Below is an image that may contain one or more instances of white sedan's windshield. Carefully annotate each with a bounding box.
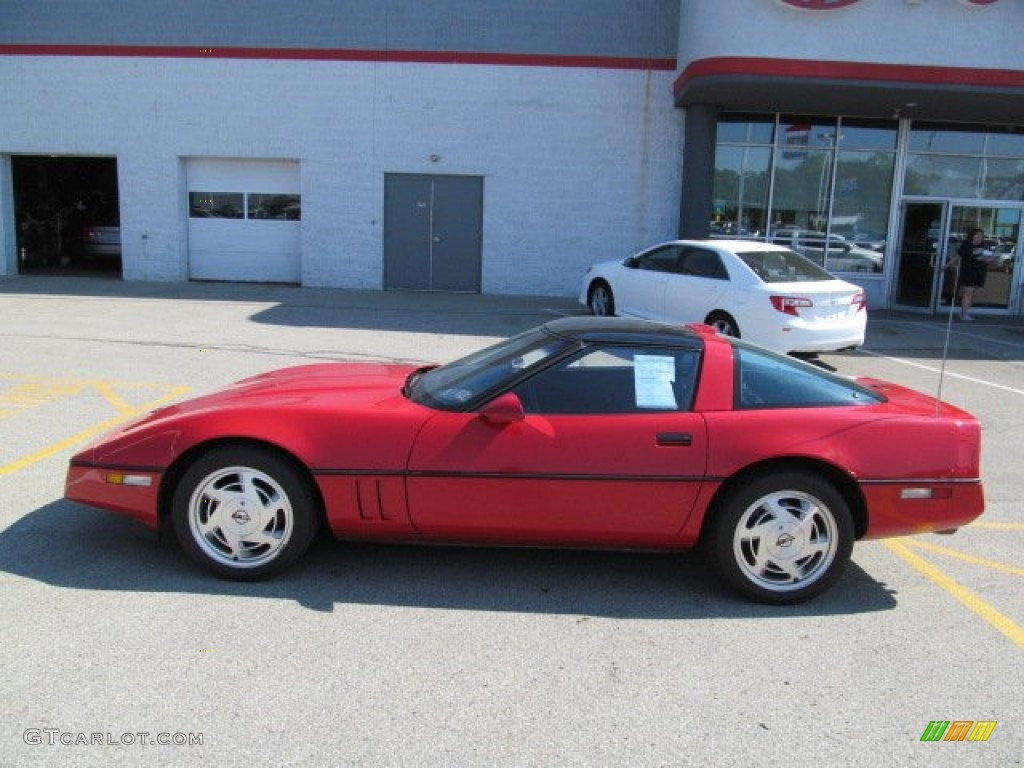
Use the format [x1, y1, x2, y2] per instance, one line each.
[408, 328, 569, 410]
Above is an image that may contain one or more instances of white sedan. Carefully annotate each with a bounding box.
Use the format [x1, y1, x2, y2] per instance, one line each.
[579, 239, 866, 355]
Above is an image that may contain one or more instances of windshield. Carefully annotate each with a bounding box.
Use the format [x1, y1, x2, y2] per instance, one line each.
[737, 249, 836, 283]
[408, 327, 571, 410]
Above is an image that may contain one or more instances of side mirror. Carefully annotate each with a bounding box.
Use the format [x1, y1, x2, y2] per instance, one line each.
[479, 392, 525, 425]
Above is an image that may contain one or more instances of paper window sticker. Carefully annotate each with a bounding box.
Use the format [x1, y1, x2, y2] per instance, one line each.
[634, 354, 677, 409]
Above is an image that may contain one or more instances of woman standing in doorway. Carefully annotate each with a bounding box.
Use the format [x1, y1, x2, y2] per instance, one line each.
[953, 227, 993, 321]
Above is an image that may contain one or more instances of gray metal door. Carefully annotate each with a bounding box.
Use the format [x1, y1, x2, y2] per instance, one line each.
[384, 174, 482, 292]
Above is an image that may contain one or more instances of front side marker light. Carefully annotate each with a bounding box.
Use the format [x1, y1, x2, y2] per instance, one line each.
[105, 472, 153, 488]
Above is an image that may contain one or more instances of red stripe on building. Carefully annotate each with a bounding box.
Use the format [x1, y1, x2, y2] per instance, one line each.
[0, 44, 676, 71]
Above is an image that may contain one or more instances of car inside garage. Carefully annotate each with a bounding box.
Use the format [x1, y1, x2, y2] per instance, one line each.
[11, 156, 121, 276]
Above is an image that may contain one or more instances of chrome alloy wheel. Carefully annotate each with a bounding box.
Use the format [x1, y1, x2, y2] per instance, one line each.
[732, 490, 839, 593]
[187, 465, 295, 569]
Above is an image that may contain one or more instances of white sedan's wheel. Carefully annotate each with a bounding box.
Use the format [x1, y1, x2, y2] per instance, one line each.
[706, 311, 739, 338]
[172, 446, 319, 580]
[588, 282, 615, 316]
[708, 471, 853, 604]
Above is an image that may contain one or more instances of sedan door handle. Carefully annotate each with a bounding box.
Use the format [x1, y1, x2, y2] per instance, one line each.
[656, 432, 692, 447]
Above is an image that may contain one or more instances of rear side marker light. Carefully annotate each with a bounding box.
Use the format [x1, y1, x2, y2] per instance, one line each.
[900, 487, 953, 500]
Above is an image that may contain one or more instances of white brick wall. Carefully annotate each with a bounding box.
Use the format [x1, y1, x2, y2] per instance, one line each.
[0, 55, 682, 296]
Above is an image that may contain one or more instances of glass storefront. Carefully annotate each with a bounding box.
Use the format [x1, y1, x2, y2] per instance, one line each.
[713, 114, 897, 274]
[713, 115, 1024, 314]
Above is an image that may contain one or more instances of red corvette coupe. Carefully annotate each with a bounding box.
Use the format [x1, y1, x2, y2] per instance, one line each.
[65, 317, 984, 604]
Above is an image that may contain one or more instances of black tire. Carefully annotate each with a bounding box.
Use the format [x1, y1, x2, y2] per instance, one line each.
[706, 470, 853, 604]
[172, 445, 320, 580]
[588, 281, 615, 317]
[705, 311, 740, 338]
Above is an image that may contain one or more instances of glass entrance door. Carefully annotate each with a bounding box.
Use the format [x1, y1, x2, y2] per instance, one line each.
[948, 205, 1021, 314]
[894, 201, 948, 310]
[895, 201, 1022, 314]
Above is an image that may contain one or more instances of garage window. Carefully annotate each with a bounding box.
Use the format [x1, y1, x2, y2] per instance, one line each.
[189, 192, 244, 219]
[249, 193, 301, 220]
[188, 192, 300, 220]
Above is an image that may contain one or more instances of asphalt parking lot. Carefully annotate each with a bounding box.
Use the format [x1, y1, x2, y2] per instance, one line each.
[1, 275, 1021, 767]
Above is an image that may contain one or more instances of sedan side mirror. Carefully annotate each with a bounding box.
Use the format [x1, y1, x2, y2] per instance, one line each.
[479, 392, 525, 425]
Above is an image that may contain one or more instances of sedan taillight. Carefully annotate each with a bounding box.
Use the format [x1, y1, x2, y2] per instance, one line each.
[770, 295, 813, 317]
[852, 291, 867, 312]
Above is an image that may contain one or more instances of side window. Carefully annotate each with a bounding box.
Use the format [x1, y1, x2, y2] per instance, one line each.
[515, 345, 700, 415]
[680, 247, 729, 280]
[736, 345, 883, 409]
[633, 246, 682, 273]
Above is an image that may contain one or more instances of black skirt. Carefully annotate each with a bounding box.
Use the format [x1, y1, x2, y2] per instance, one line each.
[960, 260, 987, 288]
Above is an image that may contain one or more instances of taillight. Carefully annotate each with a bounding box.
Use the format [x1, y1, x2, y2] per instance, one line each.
[852, 291, 867, 312]
[770, 295, 813, 317]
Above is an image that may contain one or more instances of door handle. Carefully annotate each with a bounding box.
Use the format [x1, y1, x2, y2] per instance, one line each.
[656, 432, 692, 447]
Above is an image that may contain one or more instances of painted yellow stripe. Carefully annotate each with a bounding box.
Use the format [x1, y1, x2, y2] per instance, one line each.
[0, 387, 190, 476]
[903, 538, 1024, 577]
[969, 521, 1024, 531]
[885, 540, 1024, 650]
[93, 381, 141, 417]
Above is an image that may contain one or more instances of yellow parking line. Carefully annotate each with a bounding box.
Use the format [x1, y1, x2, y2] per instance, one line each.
[0, 387, 189, 476]
[885, 540, 1024, 650]
[969, 521, 1024, 531]
[902, 538, 1024, 577]
[92, 381, 142, 416]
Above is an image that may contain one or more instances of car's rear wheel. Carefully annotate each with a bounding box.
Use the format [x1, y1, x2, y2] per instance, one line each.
[172, 445, 319, 580]
[588, 281, 615, 316]
[707, 471, 853, 604]
[705, 311, 739, 338]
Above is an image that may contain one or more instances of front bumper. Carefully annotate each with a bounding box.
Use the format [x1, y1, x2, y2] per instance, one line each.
[65, 463, 162, 529]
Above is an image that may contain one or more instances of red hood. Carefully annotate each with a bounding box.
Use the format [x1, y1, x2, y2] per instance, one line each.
[167, 362, 421, 413]
[70, 362, 431, 470]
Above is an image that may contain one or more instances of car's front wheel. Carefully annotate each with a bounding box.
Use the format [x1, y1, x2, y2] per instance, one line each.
[706, 471, 853, 604]
[172, 445, 320, 580]
[588, 281, 615, 316]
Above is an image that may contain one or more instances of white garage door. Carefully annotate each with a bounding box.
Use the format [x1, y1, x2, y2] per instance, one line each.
[186, 159, 301, 283]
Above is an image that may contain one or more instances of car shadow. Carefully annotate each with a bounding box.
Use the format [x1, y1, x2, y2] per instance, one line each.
[0, 500, 898, 618]
[246, 293, 586, 337]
